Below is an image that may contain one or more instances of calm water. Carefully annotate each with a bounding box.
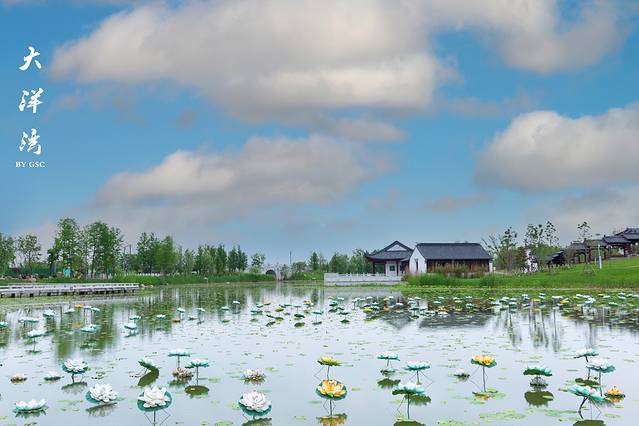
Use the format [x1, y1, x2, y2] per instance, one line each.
[0, 283, 637, 426]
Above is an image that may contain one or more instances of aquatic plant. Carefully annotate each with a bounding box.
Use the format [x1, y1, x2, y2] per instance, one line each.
[239, 391, 272, 417]
[124, 323, 138, 331]
[185, 358, 209, 380]
[87, 383, 119, 404]
[604, 385, 625, 399]
[569, 385, 605, 403]
[81, 323, 98, 333]
[392, 382, 426, 419]
[453, 369, 470, 379]
[172, 367, 193, 380]
[316, 379, 348, 400]
[405, 361, 431, 383]
[14, 399, 47, 413]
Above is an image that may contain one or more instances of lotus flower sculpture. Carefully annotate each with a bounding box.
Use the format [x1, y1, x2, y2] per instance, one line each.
[138, 357, 159, 372]
[569, 385, 605, 416]
[172, 367, 193, 380]
[137, 386, 172, 412]
[169, 349, 191, 368]
[574, 348, 599, 362]
[238, 390, 272, 417]
[81, 324, 98, 333]
[392, 382, 426, 419]
[243, 368, 266, 383]
[185, 358, 209, 380]
[44, 371, 62, 381]
[11, 373, 27, 382]
[454, 369, 470, 379]
[63, 359, 89, 378]
[604, 385, 625, 401]
[87, 383, 119, 405]
[316, 379, 347, 400]
[378, 352, 399, 373]
[0, 321, 8, 328]
[318, 356, 341, 379]
[14, 399, 47, 413]
[471, 354, 496, 392]
[586, 357, 615, 385]
[523, 365, 553, 387]
[405, 361, 431, 383]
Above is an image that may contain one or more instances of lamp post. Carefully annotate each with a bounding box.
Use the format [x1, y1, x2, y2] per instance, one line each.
[595, 234, 602, 270]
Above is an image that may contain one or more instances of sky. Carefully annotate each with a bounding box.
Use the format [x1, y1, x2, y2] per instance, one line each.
[1, 0, 639, 264]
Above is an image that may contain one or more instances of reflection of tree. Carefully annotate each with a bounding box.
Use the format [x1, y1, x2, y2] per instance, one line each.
[493, 309, 522, 347]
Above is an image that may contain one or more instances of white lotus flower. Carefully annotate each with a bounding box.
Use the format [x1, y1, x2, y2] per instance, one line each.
[15, 399, 46, 412]
[169, 349, 190, 357]
[138, 386, 170, 408]
[11, 373, 27, 382]
[239, 391, 271, 413]
[27, 329, 45, 338]
[64, 358, 89, 373]
[43, 309, 55, 318]
[243, 369, 265, 381]
[89, 383, 119, 403]
[574, 348, 599, 359]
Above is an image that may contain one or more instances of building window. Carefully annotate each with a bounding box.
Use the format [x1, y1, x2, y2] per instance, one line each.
[389, 264, 396, 272]
[414, 259, 419, 272]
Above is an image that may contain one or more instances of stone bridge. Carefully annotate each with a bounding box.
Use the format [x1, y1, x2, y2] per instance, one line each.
[262, 264, 283, 281]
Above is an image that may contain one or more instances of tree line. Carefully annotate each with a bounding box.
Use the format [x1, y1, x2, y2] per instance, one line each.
[0, 217, 266, 278]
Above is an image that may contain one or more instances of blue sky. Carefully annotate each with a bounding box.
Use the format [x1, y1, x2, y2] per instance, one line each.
[1, 0, 638, 263]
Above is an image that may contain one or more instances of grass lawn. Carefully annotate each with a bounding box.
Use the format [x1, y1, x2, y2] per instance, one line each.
[404, 256, 639, 289]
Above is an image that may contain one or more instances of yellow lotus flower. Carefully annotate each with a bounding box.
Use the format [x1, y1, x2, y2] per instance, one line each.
[605, 385, 625, 397]
[317, 379, 346, 398]
[472, 354, 495, 367]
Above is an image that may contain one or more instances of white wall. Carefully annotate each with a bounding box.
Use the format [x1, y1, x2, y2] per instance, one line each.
[384, 261, 399, 276]
[408, 249, 426, 275]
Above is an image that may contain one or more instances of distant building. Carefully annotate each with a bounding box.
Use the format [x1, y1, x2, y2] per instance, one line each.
[364, 240, 493, 276]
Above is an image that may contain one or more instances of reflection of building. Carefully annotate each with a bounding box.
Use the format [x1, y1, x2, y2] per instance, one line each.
[364, 240, 493, 276]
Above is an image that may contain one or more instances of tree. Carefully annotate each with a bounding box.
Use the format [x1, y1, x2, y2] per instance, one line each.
[328, 253, 349, 274]
[215, 245, 227, 274]
[577, 221, 592, 241]
[237, 246, 248, 272]
[349, 249, 368, 273]
[0, 233, 15, 276]
[250, 253, 266, 274]
[544, 221, 558, 247]
[291, 261, 307, 274]
[84, 222, 123, 277]
[183, 249, 195, 275]
[137, 232, 160, 273]
[483, 227, 521, 273]
[156, 236, 176, 274]
[17, 234, 41, 274]
[50, 217, 83, 273]
[309, 252, 320, 271]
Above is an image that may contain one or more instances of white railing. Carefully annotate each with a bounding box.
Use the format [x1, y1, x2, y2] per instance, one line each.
[323, 273, 402, 284]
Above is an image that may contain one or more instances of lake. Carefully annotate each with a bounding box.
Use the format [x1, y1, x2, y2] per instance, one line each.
[0, 283, 637, 426]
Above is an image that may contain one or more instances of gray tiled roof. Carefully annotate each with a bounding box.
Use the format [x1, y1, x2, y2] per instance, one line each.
[415, 243, 491, 260]
[365, 240, 413, 261]
[603, 235, 630, 245]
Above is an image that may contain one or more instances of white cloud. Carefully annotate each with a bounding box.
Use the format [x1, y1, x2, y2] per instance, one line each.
[423, 0, 620, 73]
[476, 104, 639, 191]
[90, 134, 393, 237]
[544, 187, 639, 240]
[50, 0, 623, 124]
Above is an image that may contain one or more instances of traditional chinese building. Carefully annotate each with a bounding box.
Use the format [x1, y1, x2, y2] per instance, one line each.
[364, 240, 493, 276]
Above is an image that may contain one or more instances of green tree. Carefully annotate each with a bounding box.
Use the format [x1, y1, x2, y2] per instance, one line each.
[50, 217, 83, 273]
[215, 245, 227, 274]
[483, 227, 521, 273]
[291, 261, 307, 274]
[578, 221, 592, 241]
[309, 252, 320, 271]
[17, 234, 41, 275]
[228, 246, 239, 272]
[328, 253, 349, 274]
[183, 249, 195, 275]
[349, 249, 368, 273]
[0, 233, 15, 276]
[157, 236, 176, 274]
[84, 222, 123, 277]
[250, 253, 266, 273]
[237, 246, 248, 272]
[137, 232, 160, 273]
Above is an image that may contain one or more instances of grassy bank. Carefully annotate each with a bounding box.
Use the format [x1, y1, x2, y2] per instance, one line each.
[404, 257, 639, 289]
[1, 273, 276, 286]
